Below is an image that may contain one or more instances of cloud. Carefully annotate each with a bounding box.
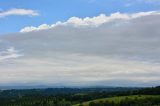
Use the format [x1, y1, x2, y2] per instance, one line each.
[142, 0, 160, 3]
[0, 47, 23, 62]
[1, 11, 160, 86]
[20, 11, 160, 33]
[124, 0, 160, 7]
[0, 8, 39, 18]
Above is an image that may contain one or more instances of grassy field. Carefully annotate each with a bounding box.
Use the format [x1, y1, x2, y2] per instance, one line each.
[73, 95, 160, 106]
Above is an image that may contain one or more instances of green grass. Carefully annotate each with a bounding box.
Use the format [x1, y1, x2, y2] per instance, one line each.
[73, 95, 160, 106]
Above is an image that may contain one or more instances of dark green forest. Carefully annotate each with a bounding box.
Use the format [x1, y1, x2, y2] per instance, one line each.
[0, 86, 159, 106]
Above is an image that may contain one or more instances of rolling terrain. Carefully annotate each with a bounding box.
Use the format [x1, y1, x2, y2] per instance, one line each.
[0, 86, 159, 106]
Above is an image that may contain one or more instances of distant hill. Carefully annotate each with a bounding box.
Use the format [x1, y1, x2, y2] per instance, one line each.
[0, 87, 139, 98]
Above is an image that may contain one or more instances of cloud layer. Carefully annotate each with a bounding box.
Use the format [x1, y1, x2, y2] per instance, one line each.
[20, 11, 160, 33]
[0, 47, 22, 62]
[0, 8, 39, 18]
[1, 11, 160, 87]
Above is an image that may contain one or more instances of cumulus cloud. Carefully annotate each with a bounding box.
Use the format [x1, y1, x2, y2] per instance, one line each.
[0, 8, 39, 18]
[1, 11, 160, 87]
[20, 11, 160, 33]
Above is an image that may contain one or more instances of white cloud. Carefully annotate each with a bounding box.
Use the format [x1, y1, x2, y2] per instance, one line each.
[142, 0, 160, 3]
[0, 47, 23, 62]
[125, 0, 160, 7]
[20, 11, 160, 33]
[0, 8, 39, 18]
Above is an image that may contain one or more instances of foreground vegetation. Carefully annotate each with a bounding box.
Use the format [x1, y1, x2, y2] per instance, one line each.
[74, 95, 160, 106]
[0, 86, 159, 106]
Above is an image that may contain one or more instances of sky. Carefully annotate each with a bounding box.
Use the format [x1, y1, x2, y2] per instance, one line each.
[1, 0, 160, 35]
[0, 0, 160, 87]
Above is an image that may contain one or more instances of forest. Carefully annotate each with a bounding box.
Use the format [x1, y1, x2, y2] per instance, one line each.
[0, 86, 159, 106]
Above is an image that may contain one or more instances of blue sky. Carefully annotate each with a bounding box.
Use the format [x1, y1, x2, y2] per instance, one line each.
[0, 0, 160, 35]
